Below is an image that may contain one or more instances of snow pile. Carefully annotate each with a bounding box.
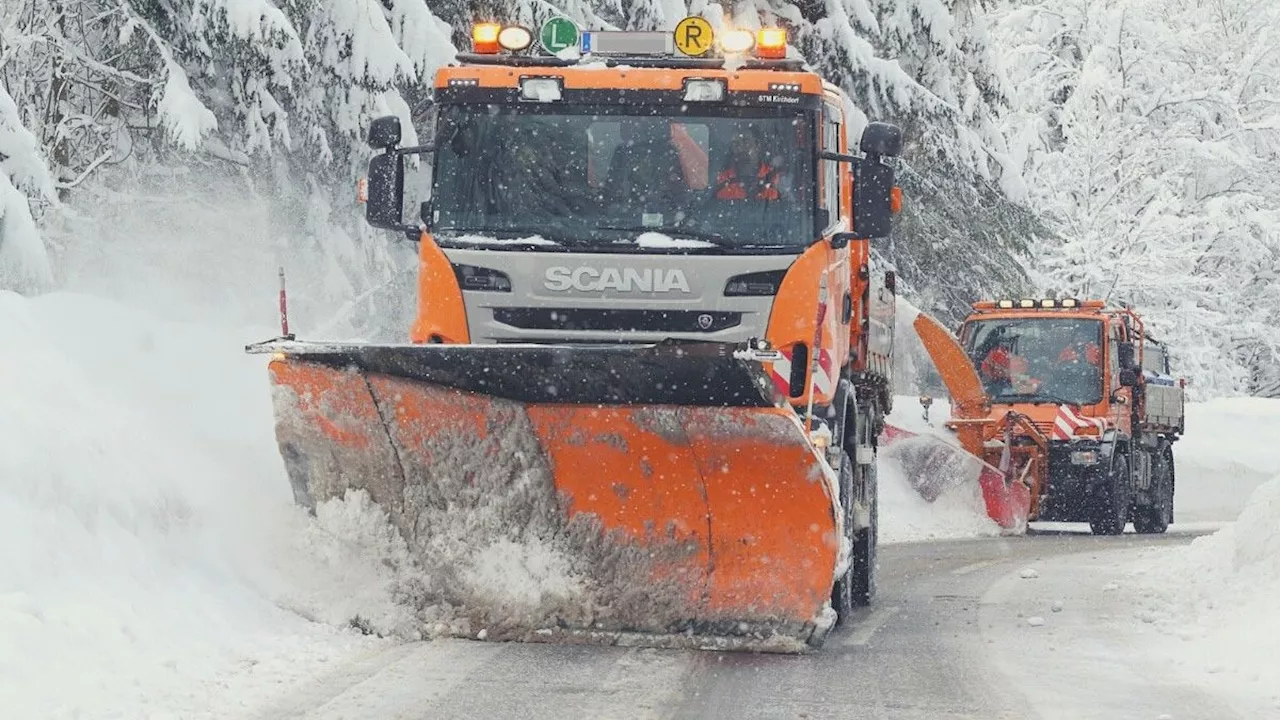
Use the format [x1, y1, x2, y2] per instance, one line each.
[1173, 397, 1280, 522]
[0, 291, 395, 718]
[1130, 474, 1280, 703]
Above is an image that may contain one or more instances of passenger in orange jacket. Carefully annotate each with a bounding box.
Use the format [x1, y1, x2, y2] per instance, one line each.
[980, 344, 1041, 395]
[1058, 341, 1101, 366]
[714, 130, 783, 201]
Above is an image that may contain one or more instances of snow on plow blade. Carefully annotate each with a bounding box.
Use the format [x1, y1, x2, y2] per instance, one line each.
[246, 339, 842, 651]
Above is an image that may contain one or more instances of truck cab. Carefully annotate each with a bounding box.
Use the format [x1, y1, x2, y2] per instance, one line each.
[919, 297, 1187, 535]
[361, 19, 905, 424]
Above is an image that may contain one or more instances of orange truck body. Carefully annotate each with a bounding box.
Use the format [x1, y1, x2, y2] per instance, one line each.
[247, 22, 905, 651]
[916, 299, 1186, 534]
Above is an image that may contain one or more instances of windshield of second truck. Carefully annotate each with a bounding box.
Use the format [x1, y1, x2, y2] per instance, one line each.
[963, 317, 1105, 406]
[430, 104, 814, 250]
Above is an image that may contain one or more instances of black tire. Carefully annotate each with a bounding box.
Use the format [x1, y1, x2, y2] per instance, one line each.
[1134, 445, 1173, 534]
[1089, 452, 1131, 536]
[831, 449, 857, 623]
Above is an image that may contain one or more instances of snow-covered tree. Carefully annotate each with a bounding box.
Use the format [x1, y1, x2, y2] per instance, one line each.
[993, 0, 1280, 397]
[784, 0, 1044, 323]
[0, 84, 55, 293]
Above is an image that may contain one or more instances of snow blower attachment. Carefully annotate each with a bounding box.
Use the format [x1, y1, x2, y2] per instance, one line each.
[247, 338, 844, 650]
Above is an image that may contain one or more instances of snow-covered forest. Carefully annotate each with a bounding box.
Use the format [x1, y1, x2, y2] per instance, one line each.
[1, 0, 1277, 398]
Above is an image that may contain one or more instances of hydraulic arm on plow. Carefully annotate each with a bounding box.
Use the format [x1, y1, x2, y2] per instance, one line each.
[914, 298, 1186, 535]
[248, 18, 904, 651]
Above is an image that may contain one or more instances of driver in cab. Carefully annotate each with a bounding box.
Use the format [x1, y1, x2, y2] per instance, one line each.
[714, 128, 785, 202]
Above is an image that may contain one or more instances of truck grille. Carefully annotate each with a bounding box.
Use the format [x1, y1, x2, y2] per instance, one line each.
[492, 308, 741, 334]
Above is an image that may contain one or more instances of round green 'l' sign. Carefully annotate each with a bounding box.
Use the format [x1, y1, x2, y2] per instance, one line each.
[540, 17, 580, 54]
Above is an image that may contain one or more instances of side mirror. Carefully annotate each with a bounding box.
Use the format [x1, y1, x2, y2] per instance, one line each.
[860, 121, 903, 158]
[365, 152, 406, 230]
[852, 157, 895, 239]
[1118, 367, 1139, 387]
[1116, 341, 1137, 370]
[368, 115, 402, 150]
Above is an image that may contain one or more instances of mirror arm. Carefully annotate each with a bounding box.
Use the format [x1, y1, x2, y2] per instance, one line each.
[394, 143, 436, 156]
[818, 150, 860, 163]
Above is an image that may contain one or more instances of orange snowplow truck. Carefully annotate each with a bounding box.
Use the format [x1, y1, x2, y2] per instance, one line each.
[246, 19, 904, 651]
[916, 298, 1186, 535]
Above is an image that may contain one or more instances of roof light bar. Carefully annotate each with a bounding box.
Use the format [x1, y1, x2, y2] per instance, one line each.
[1040, 299, 1057, 308]
[1018, 299, 1036, 308]
[996, 299, 1014, 309]
[1061, 298, 1079, 308]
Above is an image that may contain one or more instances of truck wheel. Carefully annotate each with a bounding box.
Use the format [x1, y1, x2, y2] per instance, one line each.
[851, 457, 878, 606]
[1089, 453, 1131, 536]
[1134, 446, 1173, 534]
[831, 449, 857, 623]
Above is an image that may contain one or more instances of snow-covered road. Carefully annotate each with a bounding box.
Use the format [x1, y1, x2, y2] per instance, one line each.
[244, 530, 1267, 720]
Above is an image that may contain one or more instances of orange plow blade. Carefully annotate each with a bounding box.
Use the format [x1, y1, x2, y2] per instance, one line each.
[249, 339, 843, 651]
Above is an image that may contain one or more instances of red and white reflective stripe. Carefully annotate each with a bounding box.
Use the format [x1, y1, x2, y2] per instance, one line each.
[813, 347, 836, 396]
[766, 348, 837, 398]
[769, 349, 793, 395]
[1050, 404, 1108, 440]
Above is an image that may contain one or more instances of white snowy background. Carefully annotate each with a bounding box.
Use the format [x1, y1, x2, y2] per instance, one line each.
[1, 0, 1278, 716]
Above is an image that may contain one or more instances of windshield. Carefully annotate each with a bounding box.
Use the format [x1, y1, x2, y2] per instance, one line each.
[430, 103, 814, 250]
[963, 317, 1105, 406]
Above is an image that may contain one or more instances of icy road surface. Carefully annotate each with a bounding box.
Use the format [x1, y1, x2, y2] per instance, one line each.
[253, 530, 1266, 720]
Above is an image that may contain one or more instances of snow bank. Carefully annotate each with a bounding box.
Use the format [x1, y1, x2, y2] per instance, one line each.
[1172, 397, 1280, 522]
[0, 291, 393, 718]
[1127, 474, 1280, 706]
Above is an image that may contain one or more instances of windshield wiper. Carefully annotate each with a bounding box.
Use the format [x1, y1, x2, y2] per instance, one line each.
[433, 226, 567, 249]
[993, 392, 1089, 406]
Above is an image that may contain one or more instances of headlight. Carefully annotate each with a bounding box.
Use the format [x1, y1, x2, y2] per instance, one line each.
[1070, 450, 1099, 465]
[724, 269, 786, 297]
[453, 264, 512, 292]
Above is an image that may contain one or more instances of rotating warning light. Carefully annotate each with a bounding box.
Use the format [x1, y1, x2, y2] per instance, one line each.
[756, 28, 787, 58]
[498, 25, 533, 51]
[718, 29, 755, 54]
[472, 23, 502, 53]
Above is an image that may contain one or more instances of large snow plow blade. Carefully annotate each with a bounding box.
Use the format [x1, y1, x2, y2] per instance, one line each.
[247, 339, 842, 651]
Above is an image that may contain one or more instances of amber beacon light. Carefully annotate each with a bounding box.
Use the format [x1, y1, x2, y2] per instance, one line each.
[755, 28, 787, 58]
